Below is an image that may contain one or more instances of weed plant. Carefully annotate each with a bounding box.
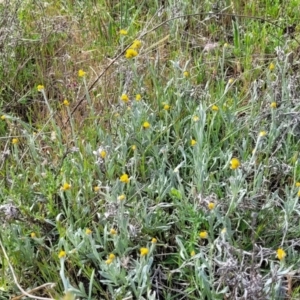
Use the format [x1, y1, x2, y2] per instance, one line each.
[1, 0, 300, 299]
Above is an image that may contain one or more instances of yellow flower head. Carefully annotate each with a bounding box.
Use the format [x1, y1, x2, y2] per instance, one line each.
[259, 131, 267, 137]
[125, 48, 138, 59]
[85, 228, 92, 235]
[228, 78, 234, 84]
[269, 62, 275, 71]
[121, 94, 129, 103]
[131, 145, 137, 151]
[221, 228, 227, 234]
[93, 186, 100, 192]
[151, 238, 157, 244]
[61, 183, 71, 191]
[119, 29, 127, 35]
[100, 150, 106, 158]
[31, 232, 36, 238]
[12, 138, 19, 145]
[105, 258, 113, 264]
[135, 94, 141, 101]
[78, 69, 86, 77]
[276, 248, 286, 260]
[295, 182, 300, 187]
[224, 43, 229, 48]
[163, 104, 170, 110]
[199, 231, 208, 239]
[208, 202, 215, 210]
[143, 121, 150, 129]
[270, 102, 277, 109]
[110, 228, 117, 235]
[58, 250, 66, 259]
[183, 71, 189, 77]
[190, 139, 197, 146]
[63, 99, 70, 106]
[140, 247, 149, 256]
[120, 173, 130, 183]
[117, 194, 126, 201]
[37, 85, 44, 92]
[131, 40, 142, 49]
[1, 115, 6, 120]
[212, 105, 219, 111]
[109, 253, 116, 260]
[190, 250, 195, 257]
[192, 116, 199, 122]
[230, 158, 240, 170]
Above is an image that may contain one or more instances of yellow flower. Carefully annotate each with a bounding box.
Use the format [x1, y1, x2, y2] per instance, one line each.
[295, 182, 300, 187]
[269, 62, 275, 71]
[1, 115, 6, 120]
[121, 94, 129, 103]
[125, 48, 138, 59]
[131, 40, 142, 49]
[208, 202, 215, 210]
[105, 258, 113, 264]
[100, 150, 106, 158]
[140, 247, 149, 256]
[212, 105, 219, 111]
[190, 139, 197, 146]
[31, 232, 36, 238]
[190, 250, 195, 257]
[61, 183, 71, 191]
[110, 228, 117, 235]
[131, 145, 137, 151]
[120, 173, 130, 183]
[135, 94, 141, 101]
[12, 138, 19, 145]
[58, 250, 66, 259]
[228, 78, 234, 84]
[119, 29, 128, 35]
[143, 121, 150, 129]
[78, 69, 86, 77]
[199, 231, 208, 239]
[37, 85, 44, 91]
[93, 186, 100, 192]
[183, 71, 189, 77]
[230, 158, 240, 170]
[192, 116, 199, 122]
[63, 99, 70, 106]
[109, 253, 116, 260]
[163, 104, 170, 110]
[224, 43, 229, 48]
[221, 228, 227, 234]
[85, 228, 92, 235]
[151, 238, 157, 244]
[270, 102, 277, 108]
[117, 194, 126, 201]
[276, 248, 286, 260]
[259, 131, 267, 137]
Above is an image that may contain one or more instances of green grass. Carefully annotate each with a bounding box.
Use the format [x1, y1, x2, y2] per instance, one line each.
[1, 0, 300, 299]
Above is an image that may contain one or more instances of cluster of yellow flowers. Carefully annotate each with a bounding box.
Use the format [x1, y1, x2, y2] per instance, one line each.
[105, 253, 116, 265]
[124, 38, 142, 59]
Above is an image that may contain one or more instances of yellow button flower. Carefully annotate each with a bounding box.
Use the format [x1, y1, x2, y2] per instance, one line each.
[199, 231, 208, 239]
[208, 202, 215, 210]
[190, 139, 197, 146]
[163, 104, 170, 110]
[190, 250, 195, 257]
[120, 173, 130, 183]
[230, 158, 240, 170]
[12, 138, 19, 145]
[37, 85, 44, 91]
[85, 228, 92, 235]
[121, 94, 129, 103]
[1, 115, 6, 120]
[276, 248, 286, 260]
[270, 102, 277, 108]
[119, 29, 128, 35]
[58, 250, 66, 258]
[125, 48, 138, 59]
[100, 150, 106, 158]
[61, 183, 71, 191]
[151, 238, 157, 244]
[93, 186, 100, 192]
[259, 131, 267, 137]
[183, 71, 189, 77]
[269, 62, 275, 71]
[212, 105, 219, 111]
[63, 99, 70, 106]
[117, 194, 126, 201]
[78, 69, 86, 77]
[135, 94, 141, 101]
[140, 247, 149, 256]
[143, 121, 150, 129]
[110, 228, 117, 235]
[131, 40, 142, 49]
[31, 232, 36, 238]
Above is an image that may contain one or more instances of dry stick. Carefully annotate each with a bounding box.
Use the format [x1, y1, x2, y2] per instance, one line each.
[65, 12, 296, 126]
[0, 236, 55, 300]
